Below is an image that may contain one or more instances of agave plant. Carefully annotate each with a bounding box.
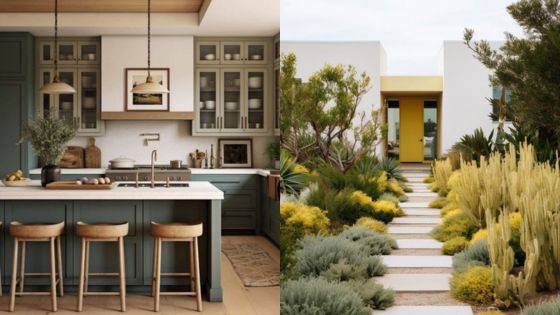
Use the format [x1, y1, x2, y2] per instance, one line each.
[452, 128, 495, 163]
[374, 158, 406, 182]
[280, 150, 307, 196]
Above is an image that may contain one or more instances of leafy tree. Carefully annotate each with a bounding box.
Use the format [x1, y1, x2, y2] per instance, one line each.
[464, 0, 560, 161]
[280, 53, 386, 171]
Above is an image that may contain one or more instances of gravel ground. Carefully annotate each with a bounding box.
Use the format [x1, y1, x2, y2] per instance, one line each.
[391, 233, 434, 239]
[394, 292, 469, 306]
[391, 248, 442, 255]
[385, 267, 453, 274]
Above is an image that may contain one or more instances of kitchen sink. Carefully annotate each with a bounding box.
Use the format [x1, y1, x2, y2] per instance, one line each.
[118, 183, 189, 188]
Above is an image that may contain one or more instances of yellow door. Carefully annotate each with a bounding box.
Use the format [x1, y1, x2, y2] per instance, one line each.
[399, 97, 424, 162]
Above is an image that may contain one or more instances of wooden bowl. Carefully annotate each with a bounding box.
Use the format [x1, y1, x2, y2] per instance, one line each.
[2, 179, 31, 187]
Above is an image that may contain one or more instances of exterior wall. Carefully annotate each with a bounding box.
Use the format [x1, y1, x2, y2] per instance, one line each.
[280, 41, 386, 154]
[441, 41, 501, 154]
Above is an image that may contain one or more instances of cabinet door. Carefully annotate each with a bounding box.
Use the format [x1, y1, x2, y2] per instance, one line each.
[196, 41, 220, 65]
[77, 41, 100, 65]
[245, 41, 268, 65]
[37, 68, 55, 118]
[77, 69, 103, 135]
[38, 40, 55, 65]
[55, 69, 78, 126]
[57, 41, 78, 65]
[221, 69, 244, 132]
[221, 41, 244, 64]
[195, 69, 220, 133]
[245, 69, 268, 132]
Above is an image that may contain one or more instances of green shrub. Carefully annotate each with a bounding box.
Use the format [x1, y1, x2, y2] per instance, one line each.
[378, 192, 400, 205]
[522, 297, 560, 315]
[320, 259, 368, 282]
[343, 279, 395, 310]
[398, 195, 409, 202]
[294, 234, 386, 278]
[339, 226, 397, 255]
[450, 266, 494, 305]
[374, 158, 406, 182]
[429, 196, 449, 209]
[431, 210, 478, 242]
[442, 236, 469, 255]
[281, 277, 370, 315]
[452, 240, 490, 273]
[423, 176, 435, 183]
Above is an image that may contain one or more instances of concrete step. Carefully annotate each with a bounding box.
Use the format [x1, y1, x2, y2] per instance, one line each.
[375, 306, 473, 315]
[381, 256, 451, 268]
[393, 217, 441, 225]
[388, 226, 434, 234]
[407, 192, 438, 197]
[402, 208, 440, 216]
[399, 202, 430, 208]
[376, 273, 451, 292]
[396, 239, 443, 249]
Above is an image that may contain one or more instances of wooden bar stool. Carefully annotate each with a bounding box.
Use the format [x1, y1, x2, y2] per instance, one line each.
[8, 221, 65, 312]
[151, 222, 203, 312]
[76, 221, 128, 312]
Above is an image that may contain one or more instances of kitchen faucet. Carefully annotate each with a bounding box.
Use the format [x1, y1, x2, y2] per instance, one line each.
[151, 149, 157, 188]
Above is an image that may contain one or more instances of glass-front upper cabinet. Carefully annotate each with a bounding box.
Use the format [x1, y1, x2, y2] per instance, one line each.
[245, 69, 267, 132]
[39, 39, 100, 65]
[196, 69, 220, 132]
[78, 69, 102, 134]
[245, 42, 267, 64]
[221, 70, 243, 131]
[196, 42, 220, 65]
[78, 41, 100, 64]
[221, 42, 243, 64]
[57, 41, 77, 65]
[38, 69, 55, 116]
[56, 70, 77, 126]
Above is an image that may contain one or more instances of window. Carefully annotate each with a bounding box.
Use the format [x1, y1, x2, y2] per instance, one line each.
[387, 100, 400, 160]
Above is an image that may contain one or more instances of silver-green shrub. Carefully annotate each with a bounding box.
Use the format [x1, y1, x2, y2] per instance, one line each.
[522, 298, 560, 315]
[452, 240, 491, 273]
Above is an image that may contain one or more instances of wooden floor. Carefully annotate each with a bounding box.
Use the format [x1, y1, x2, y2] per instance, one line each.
[0, 236, 280, 315]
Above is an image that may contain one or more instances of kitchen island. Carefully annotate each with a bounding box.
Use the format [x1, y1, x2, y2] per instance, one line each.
[0, 181, 224, 301]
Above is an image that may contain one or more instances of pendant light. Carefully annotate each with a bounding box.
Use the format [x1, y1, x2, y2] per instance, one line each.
[40, 0, 76, 94]
[131, 0, 169, 94]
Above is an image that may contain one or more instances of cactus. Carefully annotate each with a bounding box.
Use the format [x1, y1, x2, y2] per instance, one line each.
[433, 159, 453, 195]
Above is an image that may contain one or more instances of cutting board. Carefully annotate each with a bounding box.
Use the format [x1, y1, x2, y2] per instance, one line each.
[85, 137, 101, 168]
[58, 146, 84, 168]
[46, 181, 118, 190]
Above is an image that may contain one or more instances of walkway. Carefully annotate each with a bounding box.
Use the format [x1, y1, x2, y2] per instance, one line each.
[375, 164, 473, 315]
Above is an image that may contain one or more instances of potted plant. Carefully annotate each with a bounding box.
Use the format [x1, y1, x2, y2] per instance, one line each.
[266, 142, 280, 169]
[19, 114, 76, 187]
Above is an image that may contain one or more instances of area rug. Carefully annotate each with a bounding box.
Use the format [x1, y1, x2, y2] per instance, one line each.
[222, 243, 280, 287]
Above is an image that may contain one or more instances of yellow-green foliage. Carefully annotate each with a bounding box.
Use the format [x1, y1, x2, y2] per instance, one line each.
[428, 182, 439, 192]
[471, 229, 488, 245]
[281, 202, 330, 233]
[292, 163, 309, 174]
[450, 266, 494, 305]
[373, 200, 404, 217]
[447, 171, 461, 190]
[447, 190, 459, 205]
[443, 236, 469, 255]
[454, 161, 484, 227]
[476, 310, 504, 315]
[376, 171, 388, 191]
[433, 159, 453, 194]
[423, 176, 435, 183]
[443, 208, 462, 218]
[429, 196, 449, 209]
[387, 179, 405, 196]
[355, 217, 387, 233]
[440, 206, 458, 217]
[432, 209, 478, 242]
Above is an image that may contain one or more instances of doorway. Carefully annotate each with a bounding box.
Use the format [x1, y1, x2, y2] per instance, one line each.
[386, 97, 438, 162]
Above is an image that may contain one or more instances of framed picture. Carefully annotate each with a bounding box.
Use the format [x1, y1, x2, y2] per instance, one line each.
[218, 139, 253, 168]
[125, 68, 170, 111]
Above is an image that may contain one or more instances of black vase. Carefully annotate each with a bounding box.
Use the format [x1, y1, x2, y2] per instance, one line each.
[41, 165, 61, 187]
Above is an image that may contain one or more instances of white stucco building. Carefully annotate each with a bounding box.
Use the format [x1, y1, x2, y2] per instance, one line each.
[282, 40, 499, 162]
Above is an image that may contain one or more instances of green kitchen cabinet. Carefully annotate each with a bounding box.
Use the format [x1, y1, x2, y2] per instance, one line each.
[72, 201, 143, 285]
[191, 174, 259, 231]
[0, 32, 34, 177]
[3, 201, 72, 286]
[259, 176, 280, 245]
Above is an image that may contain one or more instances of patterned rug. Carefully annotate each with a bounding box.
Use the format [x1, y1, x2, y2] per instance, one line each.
[222, 243, 280, 287]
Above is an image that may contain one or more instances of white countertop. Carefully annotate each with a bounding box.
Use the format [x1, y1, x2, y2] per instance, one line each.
[29, 168, 273, 176]
[0, 181, 224, 200]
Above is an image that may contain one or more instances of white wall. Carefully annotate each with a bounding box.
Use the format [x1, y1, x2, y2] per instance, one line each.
[101, 35, 194, 112]
[441, 41, 500, 154]
[68, 121, 276, 168]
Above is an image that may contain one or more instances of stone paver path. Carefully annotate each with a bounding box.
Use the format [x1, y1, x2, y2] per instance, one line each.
[374, 164, 473, 315]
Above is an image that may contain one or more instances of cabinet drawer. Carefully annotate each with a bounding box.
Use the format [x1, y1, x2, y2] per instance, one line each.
[192, 174, 258, 189]
[223, 211, 256, 230]
[223, 189, 257, 210]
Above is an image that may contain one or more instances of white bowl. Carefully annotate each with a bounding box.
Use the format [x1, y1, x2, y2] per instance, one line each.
[83, 97, 96, 109]
[233, 53, 241, 60]
[248, 99, 262, 109]
[205, 100, 216, 109]
[204, 54, 216, 60]
[248, 77, 262, 89]
[224, 53, 232, 60]
[251, 54, 262, 60]
[225, 102, 239, 111]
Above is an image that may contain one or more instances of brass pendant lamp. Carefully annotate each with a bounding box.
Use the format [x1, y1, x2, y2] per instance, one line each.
[131, 0, 169, 94]
[39, 0, 76, 94]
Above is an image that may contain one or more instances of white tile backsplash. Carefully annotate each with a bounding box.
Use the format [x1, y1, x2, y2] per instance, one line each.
[67, 121, 277, 168]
